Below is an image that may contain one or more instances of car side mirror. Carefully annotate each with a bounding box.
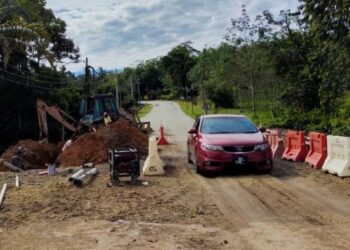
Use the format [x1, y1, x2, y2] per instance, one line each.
[188, 128, 197, 134]
[259, 127, 266, 133]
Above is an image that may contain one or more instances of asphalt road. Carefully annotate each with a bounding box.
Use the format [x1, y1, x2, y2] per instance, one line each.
[142, 100, 350, 250]
[141, 100, 194, 144]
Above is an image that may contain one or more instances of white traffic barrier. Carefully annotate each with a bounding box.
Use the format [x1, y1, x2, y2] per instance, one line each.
[322, 135, 350, 177]
[142, 136, 165, 175]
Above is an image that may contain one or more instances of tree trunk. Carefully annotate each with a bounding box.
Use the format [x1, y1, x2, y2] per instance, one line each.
[251, 83, 255, 116]
[249, 53, 256, 116]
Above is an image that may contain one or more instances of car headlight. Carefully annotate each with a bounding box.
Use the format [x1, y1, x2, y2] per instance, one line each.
[254, 143, 269, 151]
[201, 144, 224, 152]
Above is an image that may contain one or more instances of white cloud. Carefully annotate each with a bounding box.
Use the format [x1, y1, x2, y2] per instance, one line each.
[46, 0, 299, 71]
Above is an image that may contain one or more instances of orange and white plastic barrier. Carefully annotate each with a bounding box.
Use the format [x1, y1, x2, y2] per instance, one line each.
[305, 132, 327, 169]
[267, 129, 285, 158]
[322, 136, 350, 177]
[282, 131, 309, 162]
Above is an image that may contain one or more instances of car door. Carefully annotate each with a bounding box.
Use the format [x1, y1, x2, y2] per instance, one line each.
[188, 118, 200, 160]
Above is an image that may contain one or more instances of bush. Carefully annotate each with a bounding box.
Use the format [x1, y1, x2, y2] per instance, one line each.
[207, 86, 235, 108]
[283, 108, 329, 133]
[329, 95, 350, 136]
[160, 92, 176, 100]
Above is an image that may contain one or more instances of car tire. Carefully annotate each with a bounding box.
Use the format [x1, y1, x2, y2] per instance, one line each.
[194, 151, 202, 174]
[187, 148, 192, 164]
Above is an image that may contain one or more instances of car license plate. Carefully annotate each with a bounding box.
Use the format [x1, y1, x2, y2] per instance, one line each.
[234, 156, 246, 166]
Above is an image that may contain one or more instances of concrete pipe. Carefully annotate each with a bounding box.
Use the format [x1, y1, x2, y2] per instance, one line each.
[0, 183, 8, 207]
[73, 168, 98, 187]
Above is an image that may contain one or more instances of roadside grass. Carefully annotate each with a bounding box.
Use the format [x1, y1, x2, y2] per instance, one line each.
[177, 100, 283, 127]
[138, 103, 153, 118]
[177, 100, 204, 118]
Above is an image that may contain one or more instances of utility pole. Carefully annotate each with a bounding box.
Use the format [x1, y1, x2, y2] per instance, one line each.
[115, 78, 120, 110]
[200, 63, 208, 114]
[85, 57, 89, 95]
[137, 78, 141, 103]
[130, 77, 134, 99]
[84, 57, 97, 95]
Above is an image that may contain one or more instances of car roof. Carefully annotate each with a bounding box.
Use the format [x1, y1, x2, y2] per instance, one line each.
[200, 114, 247, 119]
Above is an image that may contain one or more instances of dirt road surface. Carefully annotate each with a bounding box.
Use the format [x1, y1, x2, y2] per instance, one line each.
[2, 101, 350, 249]
[144, 101, 350, 249]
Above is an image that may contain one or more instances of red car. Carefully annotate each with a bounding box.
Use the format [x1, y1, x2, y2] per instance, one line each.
[187, 114, 273, 174]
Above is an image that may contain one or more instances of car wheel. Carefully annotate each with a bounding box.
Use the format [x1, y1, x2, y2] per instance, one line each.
[187, 147, 192, 164]
[194, 151, 202, 174]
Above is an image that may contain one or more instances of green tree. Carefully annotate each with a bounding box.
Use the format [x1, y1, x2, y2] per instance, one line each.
[301, 0, 350, 113]
[161, 42, 197, 98]
[226, 5, 274, 115]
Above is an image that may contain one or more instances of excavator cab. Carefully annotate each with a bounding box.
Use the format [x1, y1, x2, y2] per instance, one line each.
[79, 94, 119, 126]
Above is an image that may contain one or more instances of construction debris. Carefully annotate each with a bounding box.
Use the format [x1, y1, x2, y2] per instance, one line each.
[69, 169, 85, 182]
[58, 119, 148, 166]
[68, 165, 98, 187]
[0, 117, 148, 171]
[73, 168, 98, 187]
[15, 176, 19, 188]
[0, 183, 8, 208]
[0, 159, 23, 172]
[0, 140, 59, 171]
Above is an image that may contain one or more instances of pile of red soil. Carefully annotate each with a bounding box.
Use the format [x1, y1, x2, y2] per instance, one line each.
[57, 119, 149, 166]
[0, 140, 59, 171]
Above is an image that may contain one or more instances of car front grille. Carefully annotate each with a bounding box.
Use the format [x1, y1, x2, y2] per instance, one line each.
[223, 146, 255, 153]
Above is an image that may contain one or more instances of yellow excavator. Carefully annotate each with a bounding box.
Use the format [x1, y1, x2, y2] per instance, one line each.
[37, 96, 151, 140]
[36, 99, 80, 139]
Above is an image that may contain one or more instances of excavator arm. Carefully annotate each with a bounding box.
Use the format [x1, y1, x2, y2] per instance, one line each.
[37, 99, 79, 138]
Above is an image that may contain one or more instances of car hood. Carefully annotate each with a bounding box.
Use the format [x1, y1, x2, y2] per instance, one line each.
[201, 132, 265, 146]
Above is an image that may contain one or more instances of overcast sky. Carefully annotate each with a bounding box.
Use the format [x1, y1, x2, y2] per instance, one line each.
[46, 0, 299, 72]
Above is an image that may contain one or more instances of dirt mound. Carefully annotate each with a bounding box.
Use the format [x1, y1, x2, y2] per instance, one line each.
[57, 119, 149, 166]
[0, 140, 59, 171]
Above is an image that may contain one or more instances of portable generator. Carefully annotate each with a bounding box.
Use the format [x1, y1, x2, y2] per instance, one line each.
[108, 148, 140, 184]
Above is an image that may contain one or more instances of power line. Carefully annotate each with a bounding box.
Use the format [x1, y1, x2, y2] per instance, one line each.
[6, 63, 82, 81]
[0, 69, 83, 85]
[1, 76, 83, 91]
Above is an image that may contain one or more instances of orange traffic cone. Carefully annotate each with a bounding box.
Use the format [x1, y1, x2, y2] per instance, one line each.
[157, 124, 170, 145]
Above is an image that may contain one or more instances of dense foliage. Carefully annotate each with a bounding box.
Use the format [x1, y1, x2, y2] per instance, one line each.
[0, 0, 82, 152]
[123, 1, 350, 135]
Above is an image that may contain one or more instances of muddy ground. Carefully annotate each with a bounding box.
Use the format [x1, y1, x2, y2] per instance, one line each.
[0, 145, 233, 250]
[2, 145, 350, 249]
[2, 101, 350, 249]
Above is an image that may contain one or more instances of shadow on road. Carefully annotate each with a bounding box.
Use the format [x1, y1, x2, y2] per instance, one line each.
[195, 158, 305, 179]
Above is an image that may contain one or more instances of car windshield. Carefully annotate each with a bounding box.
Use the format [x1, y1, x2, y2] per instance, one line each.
[200, 116, 258, 134]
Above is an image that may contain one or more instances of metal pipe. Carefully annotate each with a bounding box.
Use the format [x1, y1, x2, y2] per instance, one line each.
[0, 183, 8, 207]
[15, 176, 19, 188]
[69, 169, 85, 182]
[73, 168, 98, 187]
[38, 170, 48, 176]
[0, 159, 23, 172]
